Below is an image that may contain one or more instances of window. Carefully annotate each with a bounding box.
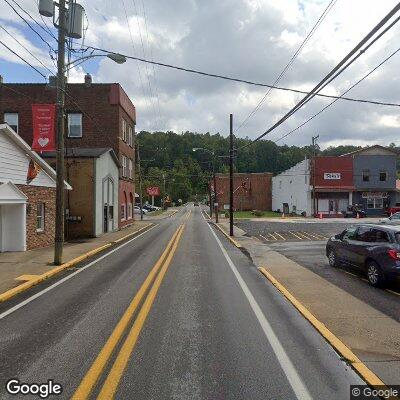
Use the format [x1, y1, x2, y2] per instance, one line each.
[121, 192, 127, 221]
[4, 113, 18, 133]
[356, 226, 372, 242]
[121, 204, 126, 221]
[362, 169, 370, 182]
[122, 119, 127, 142]
[379, 171, 387, 182]
[367, 197, 383, 209]
[36, 203, 45, 232]
[121, 155, 128, 177]
[342, 227, 357, 240]
[128, 193, 133, 219]
[128, 126, 134, 146]
[68, 113, 82, 137]
[370, 229, 390, 243]
[129, 159, 133, 179]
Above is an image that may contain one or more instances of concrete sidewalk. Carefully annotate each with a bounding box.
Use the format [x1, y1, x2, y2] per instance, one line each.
[0, 221, 151, 295]
[218, 221, 400, 385]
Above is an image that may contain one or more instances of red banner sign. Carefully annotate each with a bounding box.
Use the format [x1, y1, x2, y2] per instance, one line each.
[32, 104, 56, 152]
[146, 186, 160, 196]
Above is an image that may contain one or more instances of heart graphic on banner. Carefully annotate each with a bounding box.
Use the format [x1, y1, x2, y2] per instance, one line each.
[38, 137, 49, 147]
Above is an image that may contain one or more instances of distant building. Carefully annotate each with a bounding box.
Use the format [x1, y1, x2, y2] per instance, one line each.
[0, 76, 136, 229]
[272, 159, 311, 215]
[213, 172, 273, 211]
[344, 145, 398, 215]
[0, 124, 71, 251]
[43, 148, 120, 239]
[272, 145, 398, 217]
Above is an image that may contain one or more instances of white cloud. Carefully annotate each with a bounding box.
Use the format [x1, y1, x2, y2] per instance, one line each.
[1, 0, 400, 148]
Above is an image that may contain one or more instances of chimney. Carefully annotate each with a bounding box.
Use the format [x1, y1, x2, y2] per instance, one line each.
[84, 73, 92, 86]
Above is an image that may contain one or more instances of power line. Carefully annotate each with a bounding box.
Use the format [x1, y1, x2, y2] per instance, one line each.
[0, 25, 55, 76]
[10, 0, 58, 41]
[3, 0, 56, 53]
[121, 0, 152, 124]
[79, 43, 400, 109]
[274, 44, 400, 144]
[131, 0, 159, 130]
[140, 0, 163, 131]
[239, 2, 400, 150]
[0, 40, 46, 79]
[235, 0, 338, 134]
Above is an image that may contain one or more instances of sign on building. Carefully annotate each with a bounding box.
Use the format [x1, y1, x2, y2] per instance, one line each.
[324, 173, 341, 180]
[31, 104, 56, 152]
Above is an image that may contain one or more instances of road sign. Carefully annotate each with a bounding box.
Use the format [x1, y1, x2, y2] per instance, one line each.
[146, 186, 160, 196]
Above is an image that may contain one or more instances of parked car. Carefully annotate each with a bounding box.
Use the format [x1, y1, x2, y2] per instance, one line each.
[193, 202, 199, 206]
[385, 203, 400, 216]
[143, 204, 160, 212]
[326, 224, 400, 287]
[342, 204, 366, 218]
[379, 212, 400, 224]
[133, 206, 148, 215]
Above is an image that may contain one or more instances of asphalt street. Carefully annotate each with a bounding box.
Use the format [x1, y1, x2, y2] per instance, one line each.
[0, 206, 367, 399]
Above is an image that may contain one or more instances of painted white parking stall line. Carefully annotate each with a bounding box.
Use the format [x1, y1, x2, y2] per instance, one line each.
[207, 223, 312, 400]
[0, 224, 159, 321]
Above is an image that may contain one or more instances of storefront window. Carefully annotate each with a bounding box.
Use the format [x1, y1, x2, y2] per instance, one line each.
[367, 197, 383, 209]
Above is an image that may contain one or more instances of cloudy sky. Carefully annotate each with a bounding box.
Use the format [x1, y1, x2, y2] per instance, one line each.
[1, 0, 400, 148]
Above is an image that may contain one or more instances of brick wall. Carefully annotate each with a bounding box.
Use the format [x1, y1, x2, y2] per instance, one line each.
[214, 173, 273, 211]
[17, 185, 56, 250]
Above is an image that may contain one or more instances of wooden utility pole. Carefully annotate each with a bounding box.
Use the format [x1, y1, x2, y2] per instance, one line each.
[54, 0, 67, 265]
[311, 135, 319, 217]
[229, 114, 234, 236]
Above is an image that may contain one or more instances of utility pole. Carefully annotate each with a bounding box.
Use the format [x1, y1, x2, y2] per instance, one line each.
[162, 173, 166, 209]
[311, 134, 319, 218]
[136, 142, 144, 220]
[213, 163, 218, 223]
[229, 114, 234, 236]
[54, 0, 67, 265]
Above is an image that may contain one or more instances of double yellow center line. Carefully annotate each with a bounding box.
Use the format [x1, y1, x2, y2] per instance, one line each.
[72, 222, 186, 400]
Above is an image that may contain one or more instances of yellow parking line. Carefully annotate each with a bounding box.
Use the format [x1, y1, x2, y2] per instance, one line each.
[71, 225, 183, 400]
[97, 225, 185, 399]
[301, 231, 322, 240]
[258, 267, 387, 390]
[289, 231, 304, 240]
[295, 232, 312, 240]
[273, 232, 286, 240]
[268, 233, 278, 241]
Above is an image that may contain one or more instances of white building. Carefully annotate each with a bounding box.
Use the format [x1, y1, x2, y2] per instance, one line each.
[272, 159, 312, 216]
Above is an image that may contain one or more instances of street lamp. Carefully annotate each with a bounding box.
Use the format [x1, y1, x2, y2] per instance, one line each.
[66, 53, 127, 71]
[192, 147, 218, 223]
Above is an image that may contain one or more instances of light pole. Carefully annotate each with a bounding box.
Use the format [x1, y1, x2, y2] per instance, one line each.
[193, 148, 218, 223]
[39, 1, 127, 265]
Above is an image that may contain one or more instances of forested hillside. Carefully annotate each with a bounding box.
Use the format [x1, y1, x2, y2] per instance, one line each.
[137, 130, 364, 203]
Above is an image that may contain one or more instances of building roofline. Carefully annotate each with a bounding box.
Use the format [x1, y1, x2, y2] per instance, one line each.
[340, 144, 398, 156]
[0, 124, 72, 190]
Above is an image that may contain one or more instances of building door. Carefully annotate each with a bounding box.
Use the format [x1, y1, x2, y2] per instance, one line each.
[102, 178, 115, 234]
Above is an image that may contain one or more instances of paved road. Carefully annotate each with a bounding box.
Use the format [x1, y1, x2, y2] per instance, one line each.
[0, 206, 366, 399]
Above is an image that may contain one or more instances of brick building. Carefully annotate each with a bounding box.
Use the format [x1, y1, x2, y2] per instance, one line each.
[213, 173, 273, 211]
[0, 124, 71, 251]
[0, 76, 136, 228]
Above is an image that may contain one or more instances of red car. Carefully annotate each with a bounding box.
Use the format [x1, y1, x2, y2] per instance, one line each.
[386, 204, 400, 216]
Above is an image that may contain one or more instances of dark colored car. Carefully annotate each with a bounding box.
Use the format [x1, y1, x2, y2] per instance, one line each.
[326, 224, 400, 287]
[342, 205, 366, 218]
[193, 202, 199, 206]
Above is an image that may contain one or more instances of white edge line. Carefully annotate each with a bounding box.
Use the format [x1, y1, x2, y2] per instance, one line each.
[205, 220, 312, 400]
[0, 224, 159, 321]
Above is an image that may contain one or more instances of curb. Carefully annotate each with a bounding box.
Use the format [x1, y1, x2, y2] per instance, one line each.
[0, 223, 153, 304]
[258, 266, 389, 391]
[213, 223, 243, 249]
